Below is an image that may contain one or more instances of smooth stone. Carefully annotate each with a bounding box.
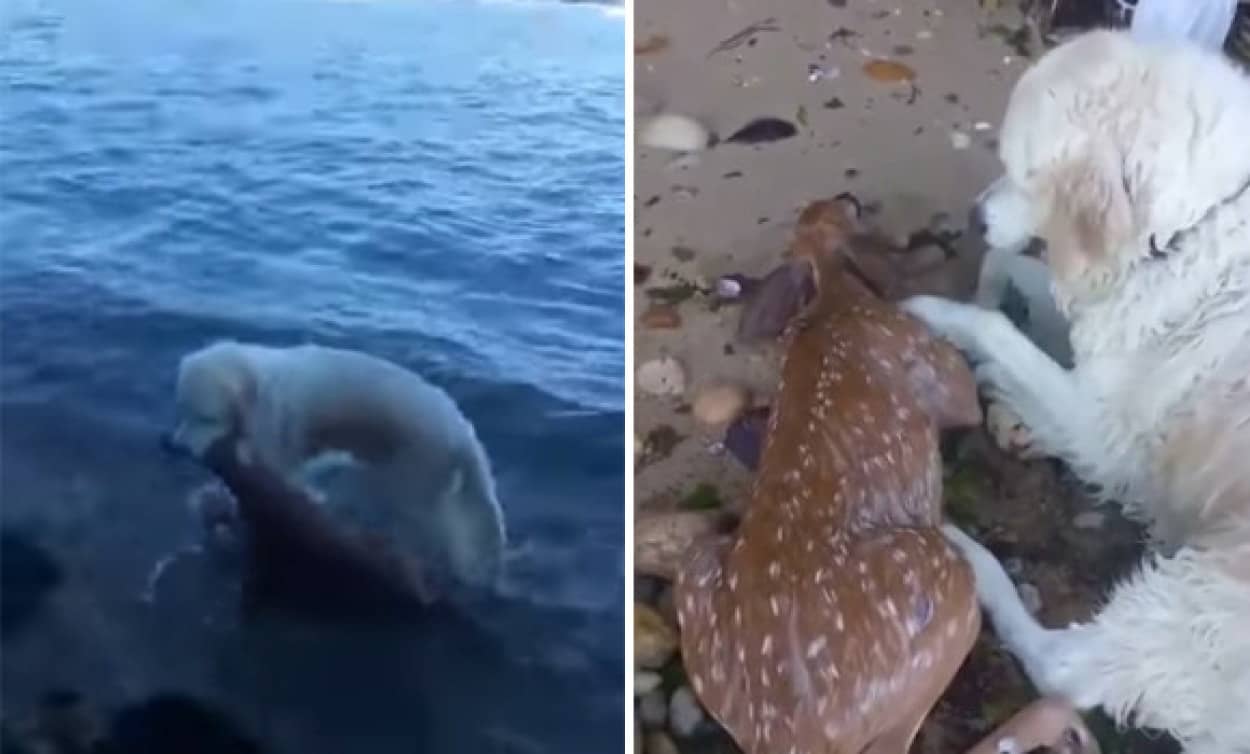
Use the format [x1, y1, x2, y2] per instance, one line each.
[638, 689, 668, 728]
[646, 732, 680, 754]
[669, 686, 704, 737]
[641, 305, 682, 330]
[692, 384, 750, 426]
[635, 602, 678, 669]
[640, 113, 711, 153]
[637, 357, 687, 397]
[635, 670, 663, 697]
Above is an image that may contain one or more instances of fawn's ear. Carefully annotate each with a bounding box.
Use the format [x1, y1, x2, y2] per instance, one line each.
[737, 259, 817, 340]
[903, 336, 981, 431]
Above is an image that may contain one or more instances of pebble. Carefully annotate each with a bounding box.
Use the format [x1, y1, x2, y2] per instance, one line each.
[641, 305, 682, 329]
[1073, 511, 1105, 529]
[655, 584, 678, 627]
[950, 130, 972, 150]
[862, 58, 916, 83]
[637, 357, 687, 397]
[1019, 582, 1043, 615]
[692, 383, 750, 426]
[638, 689, 668, 728]
[716, 275, 744, 301]
[635, 670, 662, 697]
[635, 602, 678, 669]
[646, 732, 680, 754]
[668, 686, 705, 737]
[635, 575, 662, 604]
[640, 113, 711, 153]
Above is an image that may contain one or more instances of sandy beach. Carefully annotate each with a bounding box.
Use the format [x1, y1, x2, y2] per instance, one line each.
[631, 1, 1180, 751]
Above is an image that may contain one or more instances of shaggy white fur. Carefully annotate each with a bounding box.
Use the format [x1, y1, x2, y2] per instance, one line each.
[168, 340, 507, 589]
[901, 31, 1250, 751]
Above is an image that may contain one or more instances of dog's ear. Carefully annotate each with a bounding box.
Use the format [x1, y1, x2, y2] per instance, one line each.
[1040, 145, 1136, 287]
[224, 361, 258, 431]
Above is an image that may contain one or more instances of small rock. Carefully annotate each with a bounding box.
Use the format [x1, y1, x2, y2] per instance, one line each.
[725, 117, 797, 145]
[637, 357, 687, 397]
[1073, 511, 1105, 530]
[641, 424, 684, 462]
[692, 384, 750, 426]
[635, 670, 663, 697]
[638, 689, 668, 728]
[862, 58, 917, 82]
[1019, 582, 1043, 615]
[642, 305, 683, 330]
[645, 732, 680, 754]
[655, 584, 678, 627]
[716, 276, 744, 301]
[807, 64, 840, 82]
[670, 245, 696, 262]
[636, 575, 662, 604]
[635, 34, 670, 56]
[669, 686, 705, 737]
[950, 130, 972, 149]
[635, 602, 678, 669]
[1004, 557, 1025, 577]
[640, 113, 711, 153]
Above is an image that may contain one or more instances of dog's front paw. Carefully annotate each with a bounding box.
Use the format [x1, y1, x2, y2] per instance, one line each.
[974, 362, 1050, 461]
[900, 295, 988, 355]
[986, 401, 1045, 461]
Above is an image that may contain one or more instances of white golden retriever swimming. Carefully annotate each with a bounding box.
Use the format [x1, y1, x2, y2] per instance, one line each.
[901, 31, 1250, 752]
[165, 340, 507, 589]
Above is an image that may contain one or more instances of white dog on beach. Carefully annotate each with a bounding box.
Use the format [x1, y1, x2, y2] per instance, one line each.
[901, 31, 1250, 752]
[166, 340, 507, 589]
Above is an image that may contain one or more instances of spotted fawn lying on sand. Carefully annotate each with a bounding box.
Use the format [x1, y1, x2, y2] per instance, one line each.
[671, 196, 985, 754]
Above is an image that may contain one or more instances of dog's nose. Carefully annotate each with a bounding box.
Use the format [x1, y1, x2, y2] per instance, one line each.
[968, 203, 988, 237]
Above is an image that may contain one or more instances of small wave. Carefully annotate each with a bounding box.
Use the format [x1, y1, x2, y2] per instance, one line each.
[479, 0, 625, 17]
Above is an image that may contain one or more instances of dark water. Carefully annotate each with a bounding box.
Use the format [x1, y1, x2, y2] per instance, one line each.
[0, 0, 624, 750]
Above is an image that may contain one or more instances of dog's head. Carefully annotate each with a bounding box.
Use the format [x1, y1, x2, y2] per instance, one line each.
[972, 30, 1250, 306]
[164, 341, 258, 459]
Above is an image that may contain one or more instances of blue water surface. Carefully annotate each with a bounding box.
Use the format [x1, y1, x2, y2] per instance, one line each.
[0, 0, 625, 750]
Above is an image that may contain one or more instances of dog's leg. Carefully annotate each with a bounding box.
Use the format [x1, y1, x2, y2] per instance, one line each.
[901, 295, 1094, 463]
[943, 525, 1229, 745]
[430, 457, 506, 589]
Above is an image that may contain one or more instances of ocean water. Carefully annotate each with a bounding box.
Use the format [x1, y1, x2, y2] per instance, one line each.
[0, 0, 624, 751]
